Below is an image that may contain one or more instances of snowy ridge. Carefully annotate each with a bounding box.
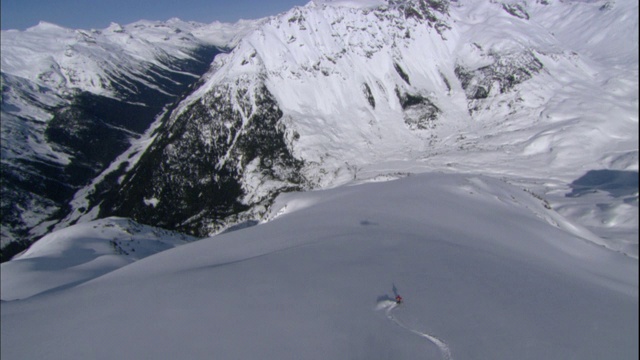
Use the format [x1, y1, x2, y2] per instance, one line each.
[1, 18, 258, 98]
[1, 17, 259, 169]
[316, 0, 387, 9]
[0, 217, 196, 301]
[2, 172, 637, 359]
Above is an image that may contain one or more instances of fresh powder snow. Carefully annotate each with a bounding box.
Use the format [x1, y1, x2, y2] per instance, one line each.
[1, 217, 196, 301]
[1, 173, 637, 359]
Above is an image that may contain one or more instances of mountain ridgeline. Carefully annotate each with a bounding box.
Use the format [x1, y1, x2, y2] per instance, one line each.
[2, 0, 636, 260]
[59, 0, 460, 237]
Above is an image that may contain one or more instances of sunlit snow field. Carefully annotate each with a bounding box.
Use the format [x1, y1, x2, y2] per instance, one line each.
[2, 173, 637, 359]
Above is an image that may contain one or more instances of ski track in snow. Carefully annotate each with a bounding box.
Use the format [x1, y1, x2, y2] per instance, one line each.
[380, 301, 453, 360]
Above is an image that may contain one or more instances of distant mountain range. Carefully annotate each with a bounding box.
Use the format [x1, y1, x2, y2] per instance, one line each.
[1, 19, 255, 258]
[1, 0, 637, 261]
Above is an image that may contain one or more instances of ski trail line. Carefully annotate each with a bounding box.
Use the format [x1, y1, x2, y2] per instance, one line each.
[385, 304, 453, 360]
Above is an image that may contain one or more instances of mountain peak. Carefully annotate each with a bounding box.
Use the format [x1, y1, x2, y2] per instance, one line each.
[26, 21, 70, 32]
[314, 0, 388, 8]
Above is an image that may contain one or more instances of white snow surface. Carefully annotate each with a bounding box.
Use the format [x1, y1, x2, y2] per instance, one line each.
[1, 217, 196, 301]
[0, 18, 257, 97]
[1, 173, 637, 359]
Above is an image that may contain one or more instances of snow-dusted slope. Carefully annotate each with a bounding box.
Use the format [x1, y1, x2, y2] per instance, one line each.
[0, 217, 196, 301]
[1, 172, 637, 359]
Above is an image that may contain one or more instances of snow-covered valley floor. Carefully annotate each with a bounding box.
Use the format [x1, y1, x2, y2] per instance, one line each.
[2, 172, 637, 359]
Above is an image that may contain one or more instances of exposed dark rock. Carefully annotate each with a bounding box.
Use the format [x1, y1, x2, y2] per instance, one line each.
[388, 0, 450, 34]
[455, 50, 543, 111]
[502, 3, 530, 20]
[439, 70, 452, 93]
[97, 83, 305, 236]
[599, 2, 614, 11]
[362, 83, 376, 108]
[394, 62, 411, 85]
[396, 88, 440, 130]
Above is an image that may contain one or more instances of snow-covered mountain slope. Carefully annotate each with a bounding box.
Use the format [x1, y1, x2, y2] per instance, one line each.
[0, 217, 196, 301]
[1, 172, 637, 359]
[1, 18, 256, 96]
[170, 0, 637, 184]
[56, 0, 637, 255]
[0, 19, 258, 255]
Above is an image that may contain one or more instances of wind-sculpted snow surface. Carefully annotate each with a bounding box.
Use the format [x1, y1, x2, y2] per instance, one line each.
[1, 173, 637, 359]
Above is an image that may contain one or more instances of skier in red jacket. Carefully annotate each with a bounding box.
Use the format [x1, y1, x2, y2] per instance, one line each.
[395, 295, 403, 304]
